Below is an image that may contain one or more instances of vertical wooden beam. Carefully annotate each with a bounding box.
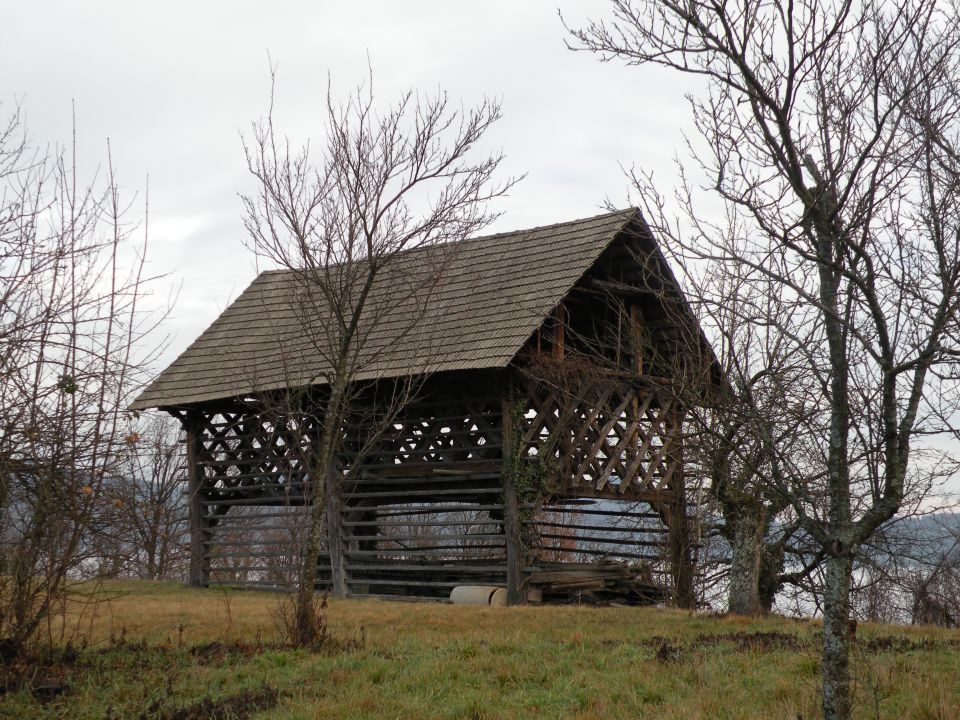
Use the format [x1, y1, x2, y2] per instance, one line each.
[554, 304, 565, 360]
[501, 395, 523, 604]
[628, 307, 645, 473]
[666, 407, 694, 608]
[630, 303, 644, 375]
[184, 410, 209, 588]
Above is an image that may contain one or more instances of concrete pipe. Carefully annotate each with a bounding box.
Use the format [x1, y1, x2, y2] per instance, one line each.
[449, 585, 508, 607]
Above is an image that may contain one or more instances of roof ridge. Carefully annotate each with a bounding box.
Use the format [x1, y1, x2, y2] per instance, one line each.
[130, 206, 645, 410]
[255, 207, 638, 276]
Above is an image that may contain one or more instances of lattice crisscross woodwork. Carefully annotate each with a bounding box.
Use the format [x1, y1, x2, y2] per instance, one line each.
[193, 410, 318, 511]
[355, 394, 503, 476]
[178, 372, 693, 605]
[518, 377, 684, 501]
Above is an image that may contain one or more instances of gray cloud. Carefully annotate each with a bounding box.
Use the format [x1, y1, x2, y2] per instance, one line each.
[1, 0, 695, 370]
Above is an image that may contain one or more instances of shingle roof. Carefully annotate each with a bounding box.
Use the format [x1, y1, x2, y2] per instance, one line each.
[131, 208, 640, 410]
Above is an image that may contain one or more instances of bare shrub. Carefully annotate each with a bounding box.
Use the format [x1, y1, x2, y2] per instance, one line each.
[241, 68, 515, 647]
[0, 104, 159, 657]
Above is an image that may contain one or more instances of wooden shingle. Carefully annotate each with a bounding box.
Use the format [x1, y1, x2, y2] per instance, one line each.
[131, 208, 640, 410]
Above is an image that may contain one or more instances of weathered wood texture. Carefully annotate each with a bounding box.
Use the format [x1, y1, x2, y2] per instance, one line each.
[146, 209, 721, 604]
[516, 371, 685, 501]
[132, 210, 641, 410]
[182, 372, 694, 605]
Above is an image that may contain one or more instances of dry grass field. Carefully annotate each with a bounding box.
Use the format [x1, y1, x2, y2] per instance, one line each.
[1, 580, 959, 719]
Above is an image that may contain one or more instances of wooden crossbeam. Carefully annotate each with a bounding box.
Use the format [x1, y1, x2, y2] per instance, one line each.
[610, 399, 665, 494]
[572, 392, 636, 487]
[594, 414, 641, 491]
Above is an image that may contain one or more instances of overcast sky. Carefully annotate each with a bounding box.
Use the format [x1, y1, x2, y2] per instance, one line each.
[1, 1, 695, 369]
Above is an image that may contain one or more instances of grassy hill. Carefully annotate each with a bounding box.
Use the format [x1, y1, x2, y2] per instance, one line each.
[1, 581, 958, 719]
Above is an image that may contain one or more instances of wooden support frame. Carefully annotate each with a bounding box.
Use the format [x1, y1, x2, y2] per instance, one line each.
[171, 366, 697, 607]
[664, 406, 694, 608]
[184, 409, 210, 587]
[513, 369, 695, 607]
[501, 396, 523, 604]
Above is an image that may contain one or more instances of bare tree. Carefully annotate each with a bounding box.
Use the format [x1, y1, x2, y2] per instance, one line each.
[844, 495, 960, 625]
[0, 104, 158, 657]
[571, 2, 960, 717]
[240, 70, 516, 646]
[659, 249, 827, 615]
[96, 416, 187, 581]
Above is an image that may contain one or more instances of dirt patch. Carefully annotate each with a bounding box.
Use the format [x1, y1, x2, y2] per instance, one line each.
[653, 639, 683, 662]
[860, 636, 960, 654]
[698, 631, 808, 652]
[188, 640, 267, 666]
[129, 684, 279, 720]
[643, 631, 809, 655]
[1, 659, 73, 701]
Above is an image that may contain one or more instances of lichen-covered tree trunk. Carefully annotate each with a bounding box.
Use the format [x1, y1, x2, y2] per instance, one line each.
[757, 542, 785, 613]
[295, 383, 347, 645]
[822, 551, 854, 720]
[324, 461, 348, 597]
[727, 506, 764, 615]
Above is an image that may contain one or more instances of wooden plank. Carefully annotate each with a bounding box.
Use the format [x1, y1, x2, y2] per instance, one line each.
[530, 546, 662, 561]
[347, 579, 499, 589]
[357, 532, 505, 542]
[343, 546, 505, 557]
[207, 539, 319, 548]
[351, 472, 501, 485]
[199, 485, 505, 507]
[536, 506, 672, 519]
[208, 564, 329, 574]
[354, 458, 501, 474]
[348, 593, 453, 603]
[373, 503, 509, 516]
[185, 411, 209, 587]
[531, 520, 669, 534]
[345, 487, 503, 500]
[340, 563, 508, 573]
[536, 533, 667, 548]
[342, 518, 502, 528]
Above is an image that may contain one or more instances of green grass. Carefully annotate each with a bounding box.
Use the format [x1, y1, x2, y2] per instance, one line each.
[2, 580, 959, 719]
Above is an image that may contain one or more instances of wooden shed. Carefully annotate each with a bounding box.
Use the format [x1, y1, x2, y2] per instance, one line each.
[132, 208, 721, 606]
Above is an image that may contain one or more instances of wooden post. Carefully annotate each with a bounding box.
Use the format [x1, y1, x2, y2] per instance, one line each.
[554, 304, 565, 360]
[668, 498, 695, 609]
[666, 408, 695, 608]
[630, 304, 644, 375]
[325, 463, 348, 597]
[501, 395, 523, 604]
[184, 410, 209, 588]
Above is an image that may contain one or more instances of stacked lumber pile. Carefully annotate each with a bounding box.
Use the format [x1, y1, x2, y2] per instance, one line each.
[528, 561, 668, 605]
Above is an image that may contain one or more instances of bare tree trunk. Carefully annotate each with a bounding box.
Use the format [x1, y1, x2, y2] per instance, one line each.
[242, 67, 515, 647]
[822, 552, 853, 720]
[324, 462, 347, 597]
[728, 507, 764, 615]
[757, 542, 785, 613]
